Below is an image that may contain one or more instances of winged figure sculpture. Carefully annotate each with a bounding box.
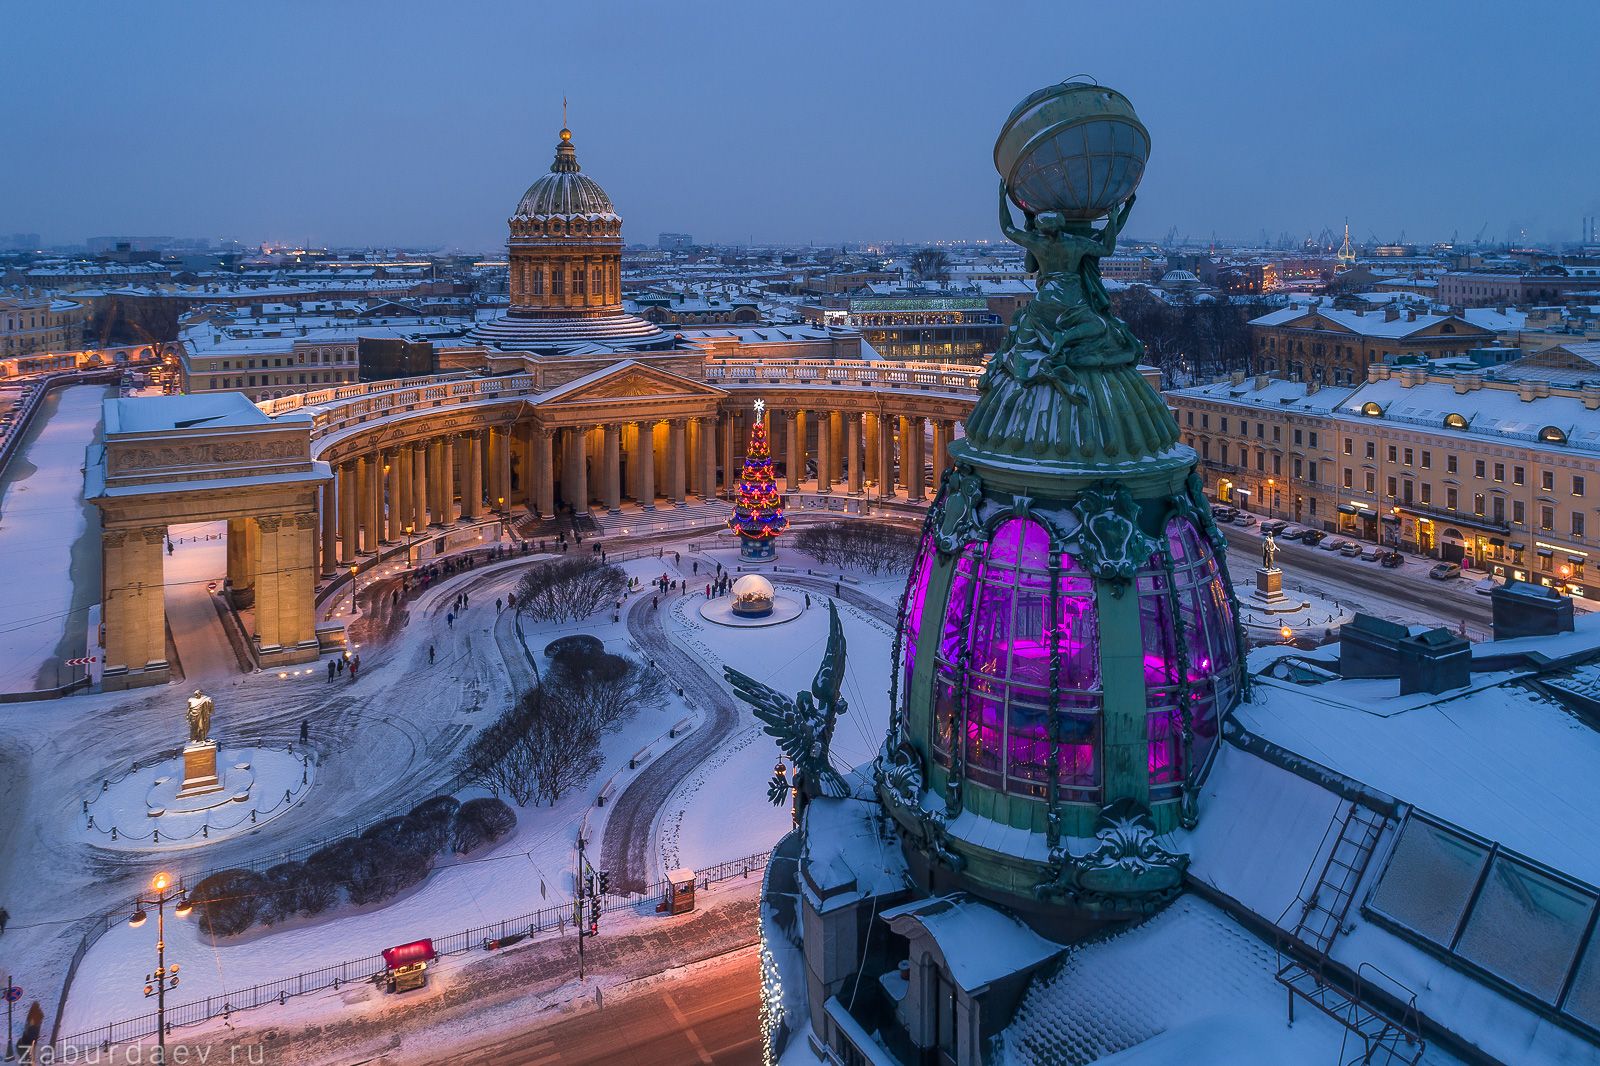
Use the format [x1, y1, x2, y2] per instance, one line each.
[724, 600, 851, 802]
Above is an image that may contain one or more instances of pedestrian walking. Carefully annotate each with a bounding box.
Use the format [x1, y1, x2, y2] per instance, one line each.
[0, 905, 9, 934]
[693, 561, 699, 574]
[337, 657, 346, 674]
[496, 597, 503, 613]
[429, 644, 436, 665]
[327, 660, 336, 682]
[447, 612, 455, 629]
[804, 592, 811, 609]
[300, 718, 309, 743]
[350, 657, 360, 683]
[652, 596, 659, 611]
[16, 1001, 42, 1063]
[835, 581, 842, 596]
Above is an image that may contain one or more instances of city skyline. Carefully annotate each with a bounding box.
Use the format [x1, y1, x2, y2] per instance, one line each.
[6, 0, 1600, 251]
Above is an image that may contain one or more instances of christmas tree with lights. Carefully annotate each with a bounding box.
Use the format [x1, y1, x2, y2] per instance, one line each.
[729, 401, 788, 559]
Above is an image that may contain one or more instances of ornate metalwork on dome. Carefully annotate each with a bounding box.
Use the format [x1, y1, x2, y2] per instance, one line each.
[512, 128, 621, 222]
[874, 81, 1247, 923]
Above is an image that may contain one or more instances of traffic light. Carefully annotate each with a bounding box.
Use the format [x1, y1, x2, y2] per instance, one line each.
[598, 870, 610, 895]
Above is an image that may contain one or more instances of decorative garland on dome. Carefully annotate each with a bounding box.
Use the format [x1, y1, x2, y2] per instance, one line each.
[1044, 550, 1065, 850]
[1155, 540, 1199, 830]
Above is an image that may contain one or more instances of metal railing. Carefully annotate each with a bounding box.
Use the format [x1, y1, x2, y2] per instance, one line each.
[53, 847, 773, 1052]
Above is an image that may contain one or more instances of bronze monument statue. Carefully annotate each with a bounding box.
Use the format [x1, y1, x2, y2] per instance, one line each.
[186, 688, 215, 745]
[1262, 533, 1279, 571]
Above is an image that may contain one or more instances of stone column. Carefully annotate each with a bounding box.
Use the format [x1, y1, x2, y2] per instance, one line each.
[829, 411, 844, 484]
[254, 514, 284, 650]
[907, 417, 926, 501]
[721, 411, 735, 499]
[878, 417, 896, 500]
[668, 419, 687, 504]
[638, 420, 657, 509]
[536, 428, 555, 518]
[464, 431, 484, 520]
[397, 446, 413, 536]
[785, 411, 800, 492]
[570, 427, 589, 510]
[495, 426, 512, 512]
[865, 413, 881, 489]
[441, 434, 457, 523]
[603, 424, 622, 513]
[337, 461, 357, 563]
[412, 442, 429, 530]
[102, 526, 169, 685]
[815, 410, 832, 494]
[932, 421, 949, 485]
[319, 483, 337, 578]
[355, 454, 374, 554]
[424, 439, 442, 526]
[847, 413, 863, 494]
[702, 417, 718, 499]
[379, 451, 396, 542]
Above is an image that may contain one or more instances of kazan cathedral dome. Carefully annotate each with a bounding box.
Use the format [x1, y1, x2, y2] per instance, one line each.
[468, 126, 672, 350]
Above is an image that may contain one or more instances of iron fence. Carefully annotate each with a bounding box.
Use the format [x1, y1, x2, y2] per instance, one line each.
[53, 847, 773, 1052]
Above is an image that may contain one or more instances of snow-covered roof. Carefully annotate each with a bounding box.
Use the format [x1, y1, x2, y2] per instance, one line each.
[105, 391, 270, 434]
[1168, 376, 1354, 415]
[1339, 376, 1600, 452]
[1250, 304, 1490, 339]
[883, 893, 1062, 993]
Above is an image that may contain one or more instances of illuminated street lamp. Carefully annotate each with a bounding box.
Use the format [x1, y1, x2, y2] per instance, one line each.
[129, 872, 191, 1064]
[404, 523, 416, 567]
[349, 564, 359, 613]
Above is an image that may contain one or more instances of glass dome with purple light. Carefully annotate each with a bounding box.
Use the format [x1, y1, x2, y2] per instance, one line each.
[877, 80, 1247, 927]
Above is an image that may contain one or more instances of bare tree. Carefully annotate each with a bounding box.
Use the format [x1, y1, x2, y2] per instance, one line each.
[909, 247, 951, 284]
[515, 557, 628, 624]
[797, 521, 918, 574]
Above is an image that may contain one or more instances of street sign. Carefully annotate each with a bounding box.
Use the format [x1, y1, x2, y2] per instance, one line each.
[3, 985, 21, 1003]
[65, 655, 97, 667]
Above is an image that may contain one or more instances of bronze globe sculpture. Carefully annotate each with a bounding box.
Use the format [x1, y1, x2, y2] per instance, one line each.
[994, 81, 1150, 220]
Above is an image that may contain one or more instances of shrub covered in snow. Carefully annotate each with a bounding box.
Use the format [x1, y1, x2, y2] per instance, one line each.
[189, 869, 267, 937]
[544, 634, 603, 661]
[190, 793, 495, 935]
[516, 558, 627, 623]
[795, 521, 917, 574]
[453, 797, 517, 854]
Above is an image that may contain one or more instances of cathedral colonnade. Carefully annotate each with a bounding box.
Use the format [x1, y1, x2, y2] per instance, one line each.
[308, 395, 968, 567]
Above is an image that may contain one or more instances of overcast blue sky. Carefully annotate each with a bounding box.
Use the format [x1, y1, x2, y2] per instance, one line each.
[5, 0, 1598, 250]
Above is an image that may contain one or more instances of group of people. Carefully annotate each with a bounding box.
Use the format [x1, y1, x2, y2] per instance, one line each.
[326, 653, 360, 682]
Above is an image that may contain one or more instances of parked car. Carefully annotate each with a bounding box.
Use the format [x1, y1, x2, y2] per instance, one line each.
[1259, 519, 1289, 536]
[1233, 513, 1258, 528]
[1472, 576, 1504, 596]
[1300, 529, 1328, 546]
[1360, 544, 1387, 561]
[1429, 562, 1462, 580]
[1340, 541, 1364, 557]
[1319, 536, 1347, 552]
[1380, 551, 1404, 568]
[1212, 506, 1238, 523]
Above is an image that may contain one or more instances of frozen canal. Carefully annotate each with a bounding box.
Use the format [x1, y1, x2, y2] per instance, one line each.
[0, 384, 111, 692]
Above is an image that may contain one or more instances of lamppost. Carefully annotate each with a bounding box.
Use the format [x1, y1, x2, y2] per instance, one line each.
[129, 871, 191, 1065]
[404, 523, 415, 567]
[349, 564, 359, 614]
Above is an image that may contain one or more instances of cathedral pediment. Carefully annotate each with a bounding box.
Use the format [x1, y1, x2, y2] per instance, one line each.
[532, 360, 726, 409]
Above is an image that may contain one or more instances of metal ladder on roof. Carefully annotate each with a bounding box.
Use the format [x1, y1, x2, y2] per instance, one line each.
[1274, 802, 1425, 1065]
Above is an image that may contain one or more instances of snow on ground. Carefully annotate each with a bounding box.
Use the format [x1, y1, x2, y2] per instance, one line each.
[660, 566, 897, 872]
[61, 550, 699, 1033]
[0, 383, 110, 690]
[164, 520, 241, 682]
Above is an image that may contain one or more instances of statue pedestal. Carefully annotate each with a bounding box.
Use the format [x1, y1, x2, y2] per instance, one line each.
[176, 741, 223, 798]
[1253, 567, 1287, 604]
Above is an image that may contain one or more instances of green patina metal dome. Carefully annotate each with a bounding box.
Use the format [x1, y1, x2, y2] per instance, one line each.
[876, 82, 1247, 929]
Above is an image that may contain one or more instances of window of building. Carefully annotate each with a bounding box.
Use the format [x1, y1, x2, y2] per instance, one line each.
[1366, 472, 1376, 493]
[1494, 463, 1505, 482]
[1542, 506, 1555, 531]
[1220, 417, 1228, 434]
[1294, 458, 1302, 478]
[1309, 431, 1318, 449]
[1575, 476, 1587, 498]
[1343, 437, 1353, 455]
[1514, 500, 1525, 525]
[1186, 411, 1193, 427]
[1403, 448, 1413, 466]
[1308, 462, 1318, 483]
[1362, 401, 1383, 417]
[1272, 454, 1281, 476]
[1447, 455, 1459, 474]
[1421, 451, 1432, 470]
[1541, 426, 1568, 445]
[1366, 441, 1377, 460]
[1343, 468, 1353, 489]
[1575, 513, 1587, 540]
[1201, 414, 1209, 430]
[1474, 493, 1485, 516]
[1387, 476, 1398, 498]
[1447, 488, 1459, 510]
[1256, 423, 1265, 440]
[1445, 412, 1468, 429]
[1422, 483, 1432, 504]
[1514, 466, 1525, 486]
[1386, 445, 1397, 463]
[1294, 428, 1303, 446]
[1475, 460, 1486, 478]
[1543, 471, 1556, 491]
[1220, 443, 1229, 465]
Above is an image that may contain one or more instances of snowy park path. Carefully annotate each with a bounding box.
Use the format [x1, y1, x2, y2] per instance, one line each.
[0, 383, 111, 691]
